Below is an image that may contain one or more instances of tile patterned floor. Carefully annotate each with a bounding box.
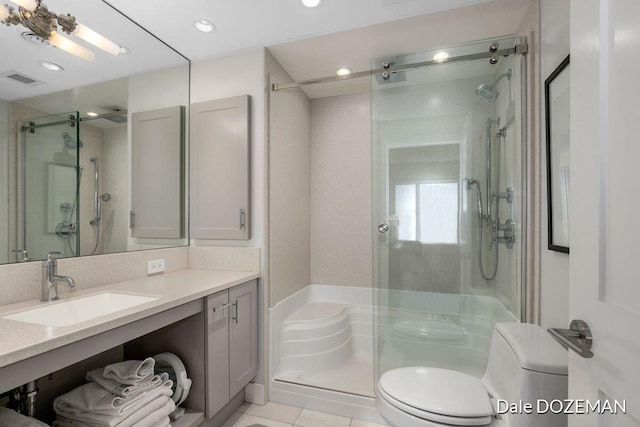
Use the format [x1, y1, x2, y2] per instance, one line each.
[221, 402, 388, 427]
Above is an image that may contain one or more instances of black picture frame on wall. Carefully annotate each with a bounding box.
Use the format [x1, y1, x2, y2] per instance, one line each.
[545, 55, 570, 254]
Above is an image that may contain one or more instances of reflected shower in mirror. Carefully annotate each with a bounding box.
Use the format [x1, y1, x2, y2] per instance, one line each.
[0, 0, 189, 264]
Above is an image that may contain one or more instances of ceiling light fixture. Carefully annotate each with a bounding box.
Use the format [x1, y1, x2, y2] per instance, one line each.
[194, 19, 215, 33]
[336, 67, 352, 76]
[301, 0, 323, 9]
[0, 0, 122, 62]
[433, 52, 449, 62]
[86, 111, 99, 117]
[38, 60, 63, 71]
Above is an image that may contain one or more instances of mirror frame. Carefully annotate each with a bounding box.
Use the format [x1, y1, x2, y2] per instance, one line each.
[545, 54, 570, 254]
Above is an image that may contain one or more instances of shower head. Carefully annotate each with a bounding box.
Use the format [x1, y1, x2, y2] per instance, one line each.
[475, 69, 512, 102]
[62, 132, 83, 149]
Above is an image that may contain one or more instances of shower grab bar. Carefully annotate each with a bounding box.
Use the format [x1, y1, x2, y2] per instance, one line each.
[548, 320, 593, 359]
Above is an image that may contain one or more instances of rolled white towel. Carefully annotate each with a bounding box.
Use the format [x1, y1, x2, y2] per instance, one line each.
[86, 369, 169, 398]
[54, 395, 174, 427]
[54, 381, 172, 418]
[101, 358, 155, 385]
[0, 408, 49, 427]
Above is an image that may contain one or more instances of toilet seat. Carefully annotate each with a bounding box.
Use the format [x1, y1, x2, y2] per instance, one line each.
[377, 367, 494, 426]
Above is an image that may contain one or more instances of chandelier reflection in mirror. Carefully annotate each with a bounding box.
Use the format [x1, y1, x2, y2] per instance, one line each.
[0, 0, 123, 62]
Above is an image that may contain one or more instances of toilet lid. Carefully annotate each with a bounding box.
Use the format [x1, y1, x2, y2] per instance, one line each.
[378, 367, 494, 423]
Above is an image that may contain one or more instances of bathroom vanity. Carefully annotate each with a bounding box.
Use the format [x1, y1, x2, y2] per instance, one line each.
[0, 268, 259, 426]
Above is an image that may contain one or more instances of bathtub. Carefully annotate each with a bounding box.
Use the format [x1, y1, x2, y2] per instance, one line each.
[269, 284, 517, 422]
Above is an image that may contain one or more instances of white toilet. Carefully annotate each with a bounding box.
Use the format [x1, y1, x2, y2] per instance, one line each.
[376, 322, 568, 427]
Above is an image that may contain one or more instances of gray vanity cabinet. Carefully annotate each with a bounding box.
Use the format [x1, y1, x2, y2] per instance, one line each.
[190, 96, 251, 240]
[206, 280, 257, 417]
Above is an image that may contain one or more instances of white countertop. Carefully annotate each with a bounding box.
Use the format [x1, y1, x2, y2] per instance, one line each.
[0, 269, 260, 369]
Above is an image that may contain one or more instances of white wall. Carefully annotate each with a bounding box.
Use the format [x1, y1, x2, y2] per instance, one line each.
[190, 49, 266, 257]
[102, 125, 129, 254]
[0, 100, 8, 263]
[540, 0, 570, 329]
[310, 92, 372, 288]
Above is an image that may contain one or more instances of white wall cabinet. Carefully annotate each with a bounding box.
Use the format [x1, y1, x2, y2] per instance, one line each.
[190, 96, 251, 240]
[206, 280, 258, 417]
[131, 105, 185, 239]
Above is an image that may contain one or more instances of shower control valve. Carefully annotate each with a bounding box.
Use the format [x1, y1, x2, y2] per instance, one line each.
[493, 187, 514, 204]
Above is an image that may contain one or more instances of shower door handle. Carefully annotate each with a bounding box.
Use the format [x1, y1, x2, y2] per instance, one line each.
[378, 223, 389, 233]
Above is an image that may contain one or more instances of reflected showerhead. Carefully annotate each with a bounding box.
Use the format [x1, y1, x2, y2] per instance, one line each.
[464, 177, 479, 190]
[475, 84, 498, 102]
[475, 69, 512, 102]
[62, 132, 83, 149]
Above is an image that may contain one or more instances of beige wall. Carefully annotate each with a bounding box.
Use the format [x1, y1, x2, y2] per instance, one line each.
[266, 51, 312, 307]
[310, 92, 372, 288]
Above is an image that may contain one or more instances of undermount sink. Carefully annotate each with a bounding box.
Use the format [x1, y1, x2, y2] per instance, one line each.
[2, 292, 158, 327]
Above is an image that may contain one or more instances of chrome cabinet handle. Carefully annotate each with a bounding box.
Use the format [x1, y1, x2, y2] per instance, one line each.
[239, 209, 245, 229]
[232, 300, 238, 324]
[212, 301, 239, 324]
[548, 319, 593, 359]
[211, 302, 233, 312]
[378, 223, 389, 233]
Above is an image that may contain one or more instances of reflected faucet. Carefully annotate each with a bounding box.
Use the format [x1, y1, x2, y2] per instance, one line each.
[41, 251, 76, 302]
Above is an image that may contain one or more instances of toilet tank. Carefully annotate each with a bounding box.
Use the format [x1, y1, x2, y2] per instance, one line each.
[482, 323, 568, 427]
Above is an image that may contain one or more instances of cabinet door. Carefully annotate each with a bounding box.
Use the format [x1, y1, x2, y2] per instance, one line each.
[206, 290, 230, 417]
[131, 106, 184, 238]
[228, 280, 258, 396]
[190, 96, 250, 240]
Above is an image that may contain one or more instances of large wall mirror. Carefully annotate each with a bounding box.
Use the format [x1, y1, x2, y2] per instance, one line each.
[0, 0, 189, 264]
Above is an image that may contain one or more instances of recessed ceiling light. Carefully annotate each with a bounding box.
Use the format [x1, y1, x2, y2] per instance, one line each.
[86, 112, 99, 117]
[433, 52, 449, 62]
[336, 67, 352, 76]
[301, 0, 323, 8]
[194, 19, 215, 33]
[38, 60, 63, 71]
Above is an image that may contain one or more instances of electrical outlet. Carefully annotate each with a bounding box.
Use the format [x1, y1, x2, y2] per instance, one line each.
[147, 259, 165, 275]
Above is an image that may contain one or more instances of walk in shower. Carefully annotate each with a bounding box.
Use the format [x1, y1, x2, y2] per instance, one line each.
[373, 36, 525, 380]
[269, 35, 526, 421]
[19, 111, 122, 261]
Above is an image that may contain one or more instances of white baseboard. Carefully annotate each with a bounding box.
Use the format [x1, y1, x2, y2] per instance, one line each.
[245, 382, 265, 405]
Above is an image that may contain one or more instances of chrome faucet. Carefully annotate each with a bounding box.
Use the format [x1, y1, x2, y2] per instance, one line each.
[41, 251, 76, 302]
[11, 249, 30, 263]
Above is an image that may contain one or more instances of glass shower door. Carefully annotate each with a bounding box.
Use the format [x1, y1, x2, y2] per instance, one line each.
[21, 112, 80, 261]
[372, 37, 525, 382]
